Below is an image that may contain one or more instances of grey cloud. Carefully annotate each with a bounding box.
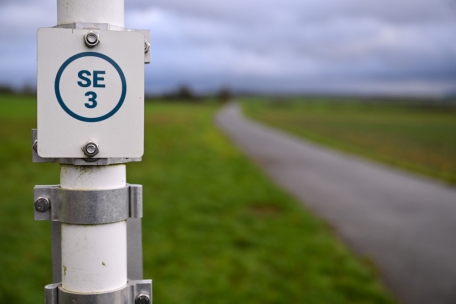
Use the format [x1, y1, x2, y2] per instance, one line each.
[128, 0, 456, 24]
[1, 0, 456, 95]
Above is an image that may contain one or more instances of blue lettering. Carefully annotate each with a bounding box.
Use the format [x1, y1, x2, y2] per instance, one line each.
[77, 70, 92, 87]
[84, 91, 98, 108]
[93, 71, 106, 88]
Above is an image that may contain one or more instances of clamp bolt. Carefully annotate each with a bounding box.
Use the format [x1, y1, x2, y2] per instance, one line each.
[135, 294, 150, 304]
[82, 141, 99, 157]
[32, 140, 38, 153]
[35, 197, 50, 212]
[144, 40, 150, 53]
[84, 31, 100, 48]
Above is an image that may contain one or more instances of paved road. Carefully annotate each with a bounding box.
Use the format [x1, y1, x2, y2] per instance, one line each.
[216, 103, 456, 304]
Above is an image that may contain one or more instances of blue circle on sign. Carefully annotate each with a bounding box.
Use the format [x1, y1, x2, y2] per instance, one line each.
[54, 52, 127, 123]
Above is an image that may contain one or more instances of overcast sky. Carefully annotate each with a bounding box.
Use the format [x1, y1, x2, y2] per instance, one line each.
[1, 0, 456, 96]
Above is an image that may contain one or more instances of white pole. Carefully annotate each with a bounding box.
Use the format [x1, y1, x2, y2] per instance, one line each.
[60, 165, 128, 293]
[56, 0, 128, 295]
[57, 0, 125, 27]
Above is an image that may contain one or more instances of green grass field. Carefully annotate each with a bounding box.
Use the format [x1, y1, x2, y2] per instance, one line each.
[242, 98, 456, 185]
[0, 93, 396, 303]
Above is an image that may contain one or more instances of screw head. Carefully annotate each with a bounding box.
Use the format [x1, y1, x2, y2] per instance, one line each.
[135, 294, 150, 304]
[82, 141, 99, 157]
[144, 40, 150, 53]
[84, 31, 100, 48]
[35, 197, 50, 212]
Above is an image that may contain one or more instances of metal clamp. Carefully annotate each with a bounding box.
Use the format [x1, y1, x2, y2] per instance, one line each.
[34, 184, 143, 224]
[45, 280, 152, 304]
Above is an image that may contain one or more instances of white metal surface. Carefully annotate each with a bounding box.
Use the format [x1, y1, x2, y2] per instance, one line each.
[60, 164, 126, 190]
[57, 0, 124, 27]
[37, 28, 144, 158]
[60, 165, 128, 293]
[61, 222, 127, 293]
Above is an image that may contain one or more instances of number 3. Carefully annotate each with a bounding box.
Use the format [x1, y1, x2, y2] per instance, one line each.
[85, 91, 98, 108]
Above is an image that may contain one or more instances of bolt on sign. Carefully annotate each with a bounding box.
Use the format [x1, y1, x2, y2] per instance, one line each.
[37, 28, 145, 158]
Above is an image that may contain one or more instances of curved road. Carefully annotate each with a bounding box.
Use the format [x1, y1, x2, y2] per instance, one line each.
[216, 103, 456, 304]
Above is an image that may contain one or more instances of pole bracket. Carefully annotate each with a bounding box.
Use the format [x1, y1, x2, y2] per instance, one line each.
[34, 184, 143, 224]
[53, 22, 151, 64]
[45, 279, 152, 304]
[32, 129, 142, 166]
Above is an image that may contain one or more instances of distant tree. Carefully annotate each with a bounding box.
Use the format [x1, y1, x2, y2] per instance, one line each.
[21, 83, 36, 96]
[217, 87, 232, 103]
[146, 85, 205, 103]
[0, 84, 14, 94]
[176, 85, 195, 100]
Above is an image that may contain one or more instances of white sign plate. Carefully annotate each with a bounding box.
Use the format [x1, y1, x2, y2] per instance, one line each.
[37, 28, 144, 158]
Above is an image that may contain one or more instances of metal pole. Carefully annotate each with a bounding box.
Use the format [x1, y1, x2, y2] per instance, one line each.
[34, 0, 152, 302]
[56, 0, 127, 294]
[60, 165, 128, 293]
[57, 0, 124, 27]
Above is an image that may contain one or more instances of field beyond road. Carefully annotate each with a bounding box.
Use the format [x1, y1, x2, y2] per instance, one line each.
[243, 98, 456, 185]
[0, 93, 396, 303]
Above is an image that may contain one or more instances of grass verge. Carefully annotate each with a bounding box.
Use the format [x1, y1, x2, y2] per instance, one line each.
[0, 94, 396, 303]
[242, 98, 456, 185]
